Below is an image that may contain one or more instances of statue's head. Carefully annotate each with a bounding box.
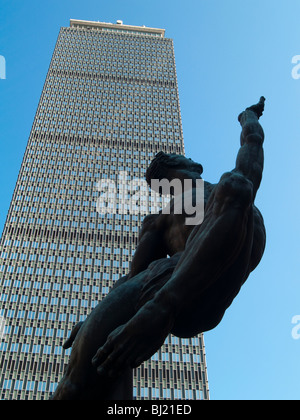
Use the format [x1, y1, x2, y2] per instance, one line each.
[145, 152, 203, 187]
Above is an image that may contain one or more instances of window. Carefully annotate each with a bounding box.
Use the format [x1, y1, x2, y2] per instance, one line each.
[3, 380, 12, 390]
[14, 381, 23, 391]
[26, 381, 35, 391]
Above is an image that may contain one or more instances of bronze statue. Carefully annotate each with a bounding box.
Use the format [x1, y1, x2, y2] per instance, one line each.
[51, 97, 266, 400]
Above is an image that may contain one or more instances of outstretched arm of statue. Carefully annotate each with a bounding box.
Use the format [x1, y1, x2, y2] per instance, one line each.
[235, 96, 265, 199]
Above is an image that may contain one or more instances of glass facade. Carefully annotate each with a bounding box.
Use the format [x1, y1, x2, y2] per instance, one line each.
[0, 20, 209, 400]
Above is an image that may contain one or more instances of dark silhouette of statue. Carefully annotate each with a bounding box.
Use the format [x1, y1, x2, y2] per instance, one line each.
[51, 97, 266, 400]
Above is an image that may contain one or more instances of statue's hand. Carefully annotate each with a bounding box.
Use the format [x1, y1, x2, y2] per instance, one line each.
[91, 300, 174, 378]
[238, 96, 266, 122]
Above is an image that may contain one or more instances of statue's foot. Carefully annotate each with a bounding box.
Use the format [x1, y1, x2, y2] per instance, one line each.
[238, 96, 266, 122]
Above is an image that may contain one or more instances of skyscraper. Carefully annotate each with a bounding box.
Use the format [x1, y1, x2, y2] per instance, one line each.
[0, 19, 209, 400]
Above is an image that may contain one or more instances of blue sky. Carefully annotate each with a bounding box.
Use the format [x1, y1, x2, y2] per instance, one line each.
[0, 0, 300, 400]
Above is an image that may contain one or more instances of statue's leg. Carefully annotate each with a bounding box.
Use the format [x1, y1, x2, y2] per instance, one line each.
[51, 275, 145, 400]
[51, 256, 179, 400]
